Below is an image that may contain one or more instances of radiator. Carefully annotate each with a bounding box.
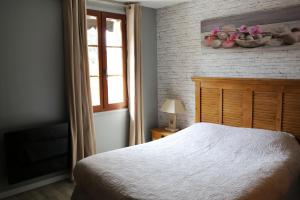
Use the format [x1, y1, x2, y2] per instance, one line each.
[4, 123, 70, 184]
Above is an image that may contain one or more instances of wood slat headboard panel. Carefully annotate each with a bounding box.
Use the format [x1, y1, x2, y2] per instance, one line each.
[192, 77, 300, 139]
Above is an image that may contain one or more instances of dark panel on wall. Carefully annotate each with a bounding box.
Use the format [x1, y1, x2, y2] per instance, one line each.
[4, 123, 69, 184]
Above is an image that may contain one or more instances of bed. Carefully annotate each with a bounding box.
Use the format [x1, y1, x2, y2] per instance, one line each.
[72, 77, 300, 200]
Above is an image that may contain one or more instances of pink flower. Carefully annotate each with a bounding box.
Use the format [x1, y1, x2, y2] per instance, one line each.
[250, 25, 262, 36]
[229, 32, 238, 41]
[223, 40, 235, 48]
[239, 25, 248, 33]
[211, 27, 220, 36]
[204, 35, 215, 47]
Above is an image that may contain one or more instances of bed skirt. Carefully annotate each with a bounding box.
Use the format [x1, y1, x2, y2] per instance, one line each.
[72, 178, 300, 200]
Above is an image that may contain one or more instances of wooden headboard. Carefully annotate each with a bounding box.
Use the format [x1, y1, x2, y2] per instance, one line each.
[192, 77, 300, 139]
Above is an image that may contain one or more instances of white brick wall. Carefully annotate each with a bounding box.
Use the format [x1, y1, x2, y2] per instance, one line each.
[157, 0, 300, 128]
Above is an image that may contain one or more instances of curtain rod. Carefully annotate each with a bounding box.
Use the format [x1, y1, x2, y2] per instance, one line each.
[88, 0, 126, 8]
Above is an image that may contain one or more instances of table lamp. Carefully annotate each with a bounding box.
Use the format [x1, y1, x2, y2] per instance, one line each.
[160, 99, 186, 132]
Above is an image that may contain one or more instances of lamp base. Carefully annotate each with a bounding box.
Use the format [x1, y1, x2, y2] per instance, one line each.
[165, 127, 179, 132]
[166, 114, 178, 132]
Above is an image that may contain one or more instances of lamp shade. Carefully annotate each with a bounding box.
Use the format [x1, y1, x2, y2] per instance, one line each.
[160, 99, 186, 114]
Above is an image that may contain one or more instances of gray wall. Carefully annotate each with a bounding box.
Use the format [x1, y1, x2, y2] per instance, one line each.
[94, 109, 129, 153]
[157, 0, 300, 128]
[0, 0, 66, 191]
[141, 7, 158, 141]
[87, 0, 124, 14]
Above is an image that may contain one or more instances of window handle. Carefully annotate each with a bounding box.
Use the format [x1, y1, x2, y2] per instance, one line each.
[103, 69, 107, 77]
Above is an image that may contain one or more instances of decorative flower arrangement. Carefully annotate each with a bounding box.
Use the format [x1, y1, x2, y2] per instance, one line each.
[204, 25, 272, 49]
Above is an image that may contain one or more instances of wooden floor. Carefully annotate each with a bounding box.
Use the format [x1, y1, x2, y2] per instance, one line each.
[4, 181, 74, 200]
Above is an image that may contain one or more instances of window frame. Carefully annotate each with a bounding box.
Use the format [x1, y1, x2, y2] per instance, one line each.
[87, 10, 128, 113]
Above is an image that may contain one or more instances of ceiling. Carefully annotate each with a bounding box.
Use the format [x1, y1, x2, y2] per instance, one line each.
[113, 0, 190, 9]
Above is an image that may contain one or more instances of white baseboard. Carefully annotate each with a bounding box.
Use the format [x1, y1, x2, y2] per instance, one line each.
[0, 173, 69, 199]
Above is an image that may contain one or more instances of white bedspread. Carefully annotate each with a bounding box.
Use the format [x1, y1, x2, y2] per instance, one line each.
[74, 123, 300, 200]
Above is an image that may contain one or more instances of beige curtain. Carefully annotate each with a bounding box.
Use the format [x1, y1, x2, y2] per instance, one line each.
[126, 4, 145, 146]
[63, 0, 96, 172]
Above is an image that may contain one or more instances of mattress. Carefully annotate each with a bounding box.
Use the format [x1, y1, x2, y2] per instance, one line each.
[72, 123, 300, 200]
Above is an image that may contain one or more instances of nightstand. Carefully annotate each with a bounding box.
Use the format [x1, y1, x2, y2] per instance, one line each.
[151, 128, 176, 141]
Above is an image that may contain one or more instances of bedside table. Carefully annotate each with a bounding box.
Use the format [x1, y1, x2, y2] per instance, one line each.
[151, 128, 176, 141]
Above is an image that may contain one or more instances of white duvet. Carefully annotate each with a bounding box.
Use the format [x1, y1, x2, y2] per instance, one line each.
[74, 123, 300, 200]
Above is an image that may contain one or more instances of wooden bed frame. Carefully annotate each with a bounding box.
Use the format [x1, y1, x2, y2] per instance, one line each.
[192, 77, 300, 139]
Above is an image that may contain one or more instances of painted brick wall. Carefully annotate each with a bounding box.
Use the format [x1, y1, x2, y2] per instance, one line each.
[157, 0, 300, 128]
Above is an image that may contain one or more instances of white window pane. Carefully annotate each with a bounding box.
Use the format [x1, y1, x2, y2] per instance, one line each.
[87, 15, 98, 45]
[106, 47, 123, 76]
[108, 76, 124, 104]
[106, 18, 122, 47]
[90, 77, 100, 106]
[88, 47, 99, 76]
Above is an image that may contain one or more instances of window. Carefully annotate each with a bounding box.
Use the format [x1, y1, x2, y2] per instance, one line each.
[87, 10, 127, 112]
